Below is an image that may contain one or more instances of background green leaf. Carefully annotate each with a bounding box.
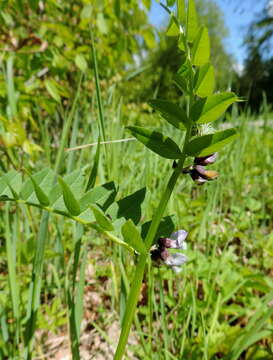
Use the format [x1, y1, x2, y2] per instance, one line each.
[178, 0, 186, 23]
[75, 54, 88, 72]
[44, 79, 61, 103]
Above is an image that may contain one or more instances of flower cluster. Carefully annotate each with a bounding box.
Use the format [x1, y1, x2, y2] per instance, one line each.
[183, 153, 218, 185]
[151, 230, 188, 273]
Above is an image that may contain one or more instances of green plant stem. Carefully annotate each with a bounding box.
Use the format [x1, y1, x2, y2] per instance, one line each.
[114, 123, 192, 360]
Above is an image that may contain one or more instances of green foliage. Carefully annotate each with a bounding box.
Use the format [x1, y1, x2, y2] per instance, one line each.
[107, 188, 146, 225]
[186, 0, 199, 42]
[185, 128, 238, 156]
[194, 63, 215, 97]
[126, 0, 234, 106]
[148, 99, 188, 129]
[58, 177, 81, 216]
[90, 204, 114, 231]
[191, 92, 239, 124]
[192, 26, 210, 66]
[127, 126, 183, 159]
[121, 220, 146, 254]
[26, 170, 50, 206]
[0, 0, 155, 157]
[0, 167, 150, 255]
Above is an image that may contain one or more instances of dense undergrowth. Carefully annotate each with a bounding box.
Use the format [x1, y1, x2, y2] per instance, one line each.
[0, 103, 272, 359]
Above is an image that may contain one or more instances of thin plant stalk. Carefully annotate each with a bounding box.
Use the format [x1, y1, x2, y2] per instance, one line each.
[5, 205, 20, 351]
[159, 271, 170, 360]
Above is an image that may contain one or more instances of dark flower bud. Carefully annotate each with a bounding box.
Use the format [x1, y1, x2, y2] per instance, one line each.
[159, 248, 170, 261]
[194, 153, 218, 166]
[151, 246, 169, 262]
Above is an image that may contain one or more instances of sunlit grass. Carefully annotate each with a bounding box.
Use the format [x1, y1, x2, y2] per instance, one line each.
[1, 97, 272, 358]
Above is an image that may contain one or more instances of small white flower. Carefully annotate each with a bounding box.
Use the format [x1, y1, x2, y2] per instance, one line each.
[165, 253, 188, 267]
[169, 230, 188, 250]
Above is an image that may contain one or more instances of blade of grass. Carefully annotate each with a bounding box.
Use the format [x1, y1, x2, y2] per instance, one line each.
[4, 205, 20, 352]
[67, 110, 80, 173]
[67, 225, 87, 360]
[90, 26, 106, 144]
[86, 135, 101, 191]
[179, 307, 192, 356]
[159, 271, 170, 360]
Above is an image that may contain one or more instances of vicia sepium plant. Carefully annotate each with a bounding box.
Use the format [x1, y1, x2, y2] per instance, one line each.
[115, 0, 240, 358]
[0, 1, 240, 359]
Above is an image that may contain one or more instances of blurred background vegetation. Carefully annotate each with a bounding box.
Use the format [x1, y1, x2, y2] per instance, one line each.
[2, 0, 271, 162]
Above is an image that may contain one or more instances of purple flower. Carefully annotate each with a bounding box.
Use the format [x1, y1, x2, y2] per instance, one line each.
[189, 165, 218, 186]
[194, 153, 218, 166]
[182, 153, 219, 185]
[159, 230, 188, 250]
[152, 230, 188, 273]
